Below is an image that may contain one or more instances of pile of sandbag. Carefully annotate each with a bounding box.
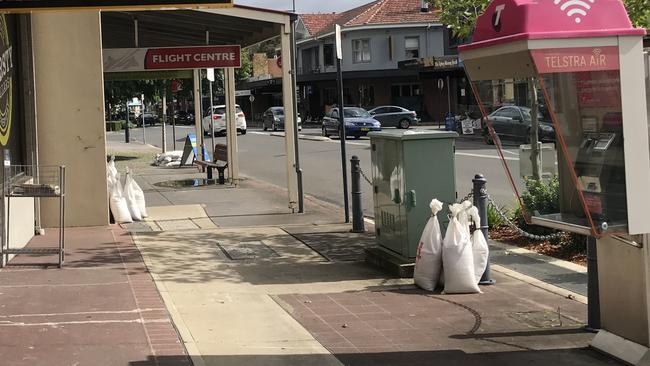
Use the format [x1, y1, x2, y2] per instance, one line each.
[153, 151, 183, 167]
[106, 157, 148, 223]
[413, 199, 489, 294]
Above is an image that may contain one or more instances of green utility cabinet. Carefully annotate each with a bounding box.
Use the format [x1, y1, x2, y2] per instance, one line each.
[369, 130, 458, 260]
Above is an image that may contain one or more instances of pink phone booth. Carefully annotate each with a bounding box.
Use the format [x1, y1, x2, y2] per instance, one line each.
[460, 0, 650, 363]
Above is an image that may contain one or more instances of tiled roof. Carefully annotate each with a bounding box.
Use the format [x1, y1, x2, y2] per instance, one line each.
[300, 0, 440, 37]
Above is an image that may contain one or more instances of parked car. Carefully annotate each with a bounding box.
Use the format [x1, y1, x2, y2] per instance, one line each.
[135, 112, 159, 126]
[483, 106, 555, 145]
[368, 106, 420, 128]
[321, 107, 381, 139]
[262, 107, 302, 131]
[173, 110, 194, 125]
[202, 104, 247, 136]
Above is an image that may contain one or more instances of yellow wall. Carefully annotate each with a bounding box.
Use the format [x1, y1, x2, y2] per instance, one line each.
[32, 11, 109, 227]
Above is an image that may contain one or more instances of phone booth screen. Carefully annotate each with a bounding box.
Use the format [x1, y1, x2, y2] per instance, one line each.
[470, 46, 627, 236]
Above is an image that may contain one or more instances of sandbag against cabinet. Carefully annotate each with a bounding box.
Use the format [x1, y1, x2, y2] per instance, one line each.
[414, 199, 444, 291]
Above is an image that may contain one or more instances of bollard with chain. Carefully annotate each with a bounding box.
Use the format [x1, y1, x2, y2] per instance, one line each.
[473, 174, 495, 285]
[350, 156, 365, 233]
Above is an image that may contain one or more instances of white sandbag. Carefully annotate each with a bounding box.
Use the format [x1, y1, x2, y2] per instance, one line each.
[123, 174, 142, 222]
[468, 206, 489, 283]
[107, 156, 118, 180]
[414, 199, 444, 291]
[442, 203, 481, 294]
[107, 175, 132, 224]
[125, 168, 148, 218]
[458, 200, 473, 237]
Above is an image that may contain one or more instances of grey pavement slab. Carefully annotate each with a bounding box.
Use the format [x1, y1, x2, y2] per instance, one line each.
[289, 231, 376, 262]
[489, 241, 587, 297]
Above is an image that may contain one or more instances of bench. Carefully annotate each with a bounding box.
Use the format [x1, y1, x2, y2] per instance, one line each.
[195, 143, 228, 184]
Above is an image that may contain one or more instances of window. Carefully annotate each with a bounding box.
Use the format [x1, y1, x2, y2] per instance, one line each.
[500, 108, 522, 120]
[405, 36, 420, 59]
[324, 44, 334, 67]
[352, 39, 371, 63]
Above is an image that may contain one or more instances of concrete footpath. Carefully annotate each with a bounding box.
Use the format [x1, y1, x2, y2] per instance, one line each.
[0, 141, 608, 366]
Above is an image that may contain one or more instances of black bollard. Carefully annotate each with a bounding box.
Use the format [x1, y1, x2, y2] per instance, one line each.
[350, 156, 365, 233]
[124, 119, 130, 143]
[473, 174, 495, 285]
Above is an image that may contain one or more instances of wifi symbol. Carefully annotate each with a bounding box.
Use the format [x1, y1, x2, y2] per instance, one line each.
[554, 0, 595, 24]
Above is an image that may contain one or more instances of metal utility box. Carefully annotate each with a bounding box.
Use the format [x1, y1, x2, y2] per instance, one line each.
[369, 130, 457, 260]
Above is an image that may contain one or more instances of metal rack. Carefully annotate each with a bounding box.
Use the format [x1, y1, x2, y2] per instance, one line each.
[1, 165, 66, 268]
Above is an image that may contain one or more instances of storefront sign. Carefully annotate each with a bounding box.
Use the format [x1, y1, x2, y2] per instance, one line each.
[0, 0, 232, 12]
[532, 46, 619, 74]
[104, 45, 241, 72]
[398, 56, 461, 71]
[0, 15, 13, 147]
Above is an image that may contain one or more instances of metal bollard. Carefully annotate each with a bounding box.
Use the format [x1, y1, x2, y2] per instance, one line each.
[125, 119, 130, 143]
[350, 156, 365, 233]
[473, 174, 495, 285]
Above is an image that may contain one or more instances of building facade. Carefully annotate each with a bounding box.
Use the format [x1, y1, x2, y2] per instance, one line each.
[294, 0, 466, 122]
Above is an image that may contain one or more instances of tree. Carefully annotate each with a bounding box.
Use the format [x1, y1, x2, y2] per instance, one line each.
[436, 0, 649, 40]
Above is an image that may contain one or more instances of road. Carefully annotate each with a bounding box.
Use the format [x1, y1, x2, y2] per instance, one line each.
[107, 125, 526, 217]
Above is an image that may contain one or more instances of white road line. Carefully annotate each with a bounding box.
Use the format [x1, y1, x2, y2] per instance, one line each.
[456, 152, 519, 161]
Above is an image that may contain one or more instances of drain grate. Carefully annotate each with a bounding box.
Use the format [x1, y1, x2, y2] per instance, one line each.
[508, 310, 583, 329]
[217, 241, 280, 260]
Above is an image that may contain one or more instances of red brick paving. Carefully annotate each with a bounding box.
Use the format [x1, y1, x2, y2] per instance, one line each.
[0, 226, 190, 366]
[277, 275, 623, 366]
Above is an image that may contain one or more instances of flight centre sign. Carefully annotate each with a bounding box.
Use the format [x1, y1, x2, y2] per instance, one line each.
[104, 45, 241, 73]
[0, 0, 232, 12]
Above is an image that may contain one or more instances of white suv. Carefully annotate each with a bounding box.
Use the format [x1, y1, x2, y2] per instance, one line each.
[202, 104, 247, 136]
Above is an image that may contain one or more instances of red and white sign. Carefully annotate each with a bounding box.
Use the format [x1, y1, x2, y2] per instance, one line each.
[531, 46, 619, 74]
[104, 45, 241, 73]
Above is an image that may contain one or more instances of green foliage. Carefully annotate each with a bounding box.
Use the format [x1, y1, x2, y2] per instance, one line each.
[513, 176, 560, 235]
[623, 0, 650, 29]
[436, 0, 649, 40]
[487, 203, 507, 229]
[435, 0, 491, 39]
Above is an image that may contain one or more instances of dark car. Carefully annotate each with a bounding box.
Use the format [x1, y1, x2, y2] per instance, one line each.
[136, 112, 159, 126]
[368, 105, 420, 129]
[483, 106, 555, 145]
[262, 107, 302, 131]
[322, 107, 381, 139]
[174, 110, 194, 125]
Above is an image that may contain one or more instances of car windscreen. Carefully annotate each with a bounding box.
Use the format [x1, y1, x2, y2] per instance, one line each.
[344, 108, 370, 118]
[213, 107, 243, 115]
[273, 109, 284, 116]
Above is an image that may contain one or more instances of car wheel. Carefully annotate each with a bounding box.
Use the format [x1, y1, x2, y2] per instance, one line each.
[241, 129, 246, 135]
[354, 135, 361, 140]
[524, 129, 531, 144]
[398, 119, 410, 129]
[484, 131, 494, 145]
[322, 126, 329, 137]
[272, 123, 277, 132]
[263, 123, 268, 131]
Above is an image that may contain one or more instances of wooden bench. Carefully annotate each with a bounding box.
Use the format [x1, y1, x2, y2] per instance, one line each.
[195, 143, 228, 184]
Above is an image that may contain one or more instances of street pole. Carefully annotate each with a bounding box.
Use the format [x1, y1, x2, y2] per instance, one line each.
[290, 14, 304, 213]
[162, 82, 167, 154]
[336, 53, 350, 223]
[171, 90, 177, 151]
[141, 93, 146, 145]
[124, 99, 130, 143]
[209, 73, 215, 160]
[350, 156, 365, 232]
[529, 77, 542, 180]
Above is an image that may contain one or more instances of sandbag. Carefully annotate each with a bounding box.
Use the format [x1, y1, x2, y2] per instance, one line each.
[124, 168, 147, 219]
[468, 206, 489, 283]
[108, 174, 132, 224]
[442, 203, 480, 294]
[414, 199, 444, 291]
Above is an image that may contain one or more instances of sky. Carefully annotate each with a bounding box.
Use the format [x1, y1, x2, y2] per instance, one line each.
[235, 0, 370, 13]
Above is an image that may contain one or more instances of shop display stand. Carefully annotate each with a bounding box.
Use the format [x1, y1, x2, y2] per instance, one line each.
[1, 165, 65, 268]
